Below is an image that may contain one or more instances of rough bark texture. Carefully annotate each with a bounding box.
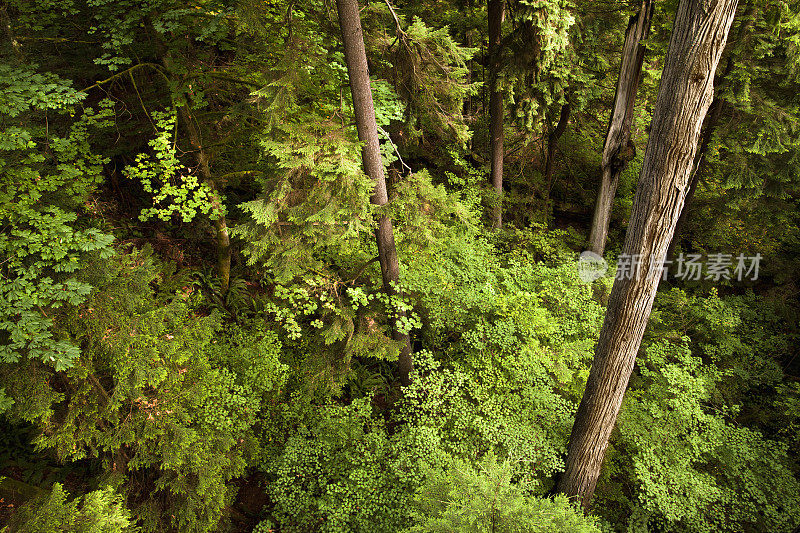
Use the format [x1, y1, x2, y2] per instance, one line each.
[336, 0, 413, 385]
[666, 5, 755, 261]
[665, 96, 723, 262]
[558, 0, 739, 509]
[587, 0, 653, 255]
[488, 0, 505, 229]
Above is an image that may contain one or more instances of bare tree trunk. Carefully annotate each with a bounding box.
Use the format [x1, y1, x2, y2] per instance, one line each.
[587, 0, 654, 255]
[488, 0, 505, 229]
[336, 0, 413, 386]
[557, 0, 739, 509]
[665, 96, 723, 261]
[666, 5, 754, 261]
[544, 100, 571, 194]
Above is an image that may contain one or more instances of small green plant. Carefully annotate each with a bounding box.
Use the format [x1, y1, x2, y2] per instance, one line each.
[128, 110, 216, 224]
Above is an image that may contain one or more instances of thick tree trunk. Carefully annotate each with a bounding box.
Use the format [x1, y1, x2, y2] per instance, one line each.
[544, 101, 571, 193]
[336, 0, 413, 386]
[665, 96, 723, 262]
[488, 0, 504, 229]
[587, 0, 653, 255]
[176, 105, 232, 295]
[557, 0, 739, 509]
[666, 5, 754, 261]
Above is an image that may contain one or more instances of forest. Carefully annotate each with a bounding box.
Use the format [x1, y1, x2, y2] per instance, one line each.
[0, 0, 799, 531]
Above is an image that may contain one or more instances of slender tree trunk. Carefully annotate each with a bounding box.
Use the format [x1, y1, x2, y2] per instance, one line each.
[587, 0, 654, 255]
[488, 0, 505, 229]
[175, 102, 232, 295]
[336, 0, 413, 385]
[159, 49, 233, 294]
[1, 3, 22, 60]
[544, 100, 571, 193]
[558, 0, 739, 509]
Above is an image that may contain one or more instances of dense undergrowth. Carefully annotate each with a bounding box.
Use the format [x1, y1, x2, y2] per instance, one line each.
[2, 0, 800, 531]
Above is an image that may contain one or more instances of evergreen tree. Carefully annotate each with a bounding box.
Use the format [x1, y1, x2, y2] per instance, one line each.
[336, 0, 413, 385]
[558, 0, 740, 508]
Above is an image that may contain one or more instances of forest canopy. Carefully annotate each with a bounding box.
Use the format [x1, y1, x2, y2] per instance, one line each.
[0, 0, 799, 531]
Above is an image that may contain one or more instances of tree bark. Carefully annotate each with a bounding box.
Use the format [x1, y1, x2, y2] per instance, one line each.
[665, 96, 723, 262]
[544, 100, 571, 194]
[666, 4, 754, 261]
[557, 0, 739, 509]
[336, 0, 413, 386]
[488, 0, 505, 229]
[1, 3, 23, 60]
[587, 0, 654, 255]
[175, 102, 232, 295]
[158, 47, 232, 295]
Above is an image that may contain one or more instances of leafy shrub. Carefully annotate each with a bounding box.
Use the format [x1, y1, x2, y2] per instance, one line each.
[400, 232, 606, 491]
[0, 65, 114, 377]
[4, 483, 136, 533]
[605, 339, 800, 532]
[405, 453, 600, 532]
[265, 397, 415, 532]
[1, 249, 286, 532]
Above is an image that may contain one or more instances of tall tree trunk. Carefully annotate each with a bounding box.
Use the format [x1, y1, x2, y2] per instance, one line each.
[544, 100, 571, 193]
[336, 0, 413, 386]
[587, 0, 654, 255]
[665, 96, 723, 262]
[161, 51, 232, 294]
[488, 0, 505, 229]
[666, 5, 754, 262]
[557, 0, 739, 509]
[177, 106, 232, 295]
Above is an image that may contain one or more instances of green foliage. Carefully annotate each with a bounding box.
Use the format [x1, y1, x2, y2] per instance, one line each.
[406, 453, 600, 533]
[399, 347, 572, 493]
[37, 0, 235, 72]
[372, 12, 478, 147]
[0, 64, 113, 375]
[265, 397, 415, 533]
[235, 35, 374, 282]
[128, 111, 216, 224]
[648, 288, 793, 407]
[397, 229, 606, 491]
[253, 275, 417, 367]
[673, 1, 800, 274]
[1, 250, 286, 532]
[251, 520, 275, 533]
[405, 227, 603, 398]
[4, 2, 800, 533]
[0, 65, 83, 117]
[503, 0, 578, 129]
[390, 169, 478, 253]
[4, 483, 137, 533]
[595, 289, 800, 532]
